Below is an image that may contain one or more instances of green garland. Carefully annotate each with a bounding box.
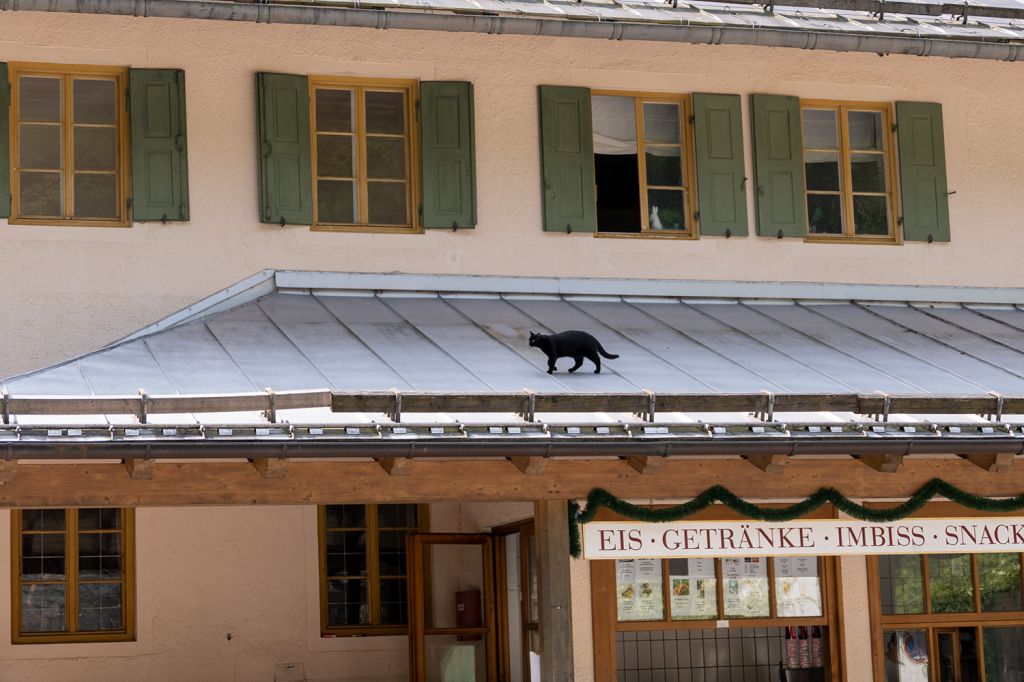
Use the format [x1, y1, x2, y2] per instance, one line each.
[568, 478, 1024, 559]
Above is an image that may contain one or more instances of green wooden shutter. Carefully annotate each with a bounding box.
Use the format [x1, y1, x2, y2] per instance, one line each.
[751, 94, 806, 238]
[896, 102, 950, 243]
[0, 62, 9, 219]
[257, 73, 312, 225]
[129, 69, 189, 222]
[693, 93, 747, 237]
[538, 86, 596, 233]
[420, 81, 476, 229]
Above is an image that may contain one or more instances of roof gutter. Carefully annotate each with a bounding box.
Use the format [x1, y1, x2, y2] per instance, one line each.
[4, 0, 1024, 62]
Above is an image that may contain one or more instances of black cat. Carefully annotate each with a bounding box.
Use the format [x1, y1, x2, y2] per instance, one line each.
[528, 330, 620, 374]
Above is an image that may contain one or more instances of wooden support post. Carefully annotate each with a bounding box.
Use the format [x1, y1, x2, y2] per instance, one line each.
[250, 457, 288, 479]
[510, 456, 546, 475]
[858, 454, 904, 473]
[123, 458, 155, 480]
[535, 499, 575, 681]
[0, 460, 17, 484]
[626, 456, 664, 475]
[959, 453, 1014, 473]
[743, 454, 790, 474]
[376, 457, 413, 476]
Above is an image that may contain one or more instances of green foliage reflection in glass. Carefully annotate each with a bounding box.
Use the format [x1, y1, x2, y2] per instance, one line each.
[929, 554, 975, 613]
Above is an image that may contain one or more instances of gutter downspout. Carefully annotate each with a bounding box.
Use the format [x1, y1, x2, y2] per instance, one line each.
[2, 0, 1024, 62]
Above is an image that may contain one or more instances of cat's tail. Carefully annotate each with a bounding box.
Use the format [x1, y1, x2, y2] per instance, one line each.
[597, 343, 619, 359]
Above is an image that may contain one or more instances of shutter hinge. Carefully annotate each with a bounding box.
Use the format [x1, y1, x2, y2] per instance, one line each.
[897, 215, 904, 225]
[688, 115, 695, 125]
[694, 211, 700, 221]
[127, 198, 132, 209]
[892, 123, 898, 133]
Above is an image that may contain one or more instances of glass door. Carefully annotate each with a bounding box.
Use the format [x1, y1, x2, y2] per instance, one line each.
[495, 524, 540, 682]
[933, 628, 980, 682]
[408, 534, 498, 682]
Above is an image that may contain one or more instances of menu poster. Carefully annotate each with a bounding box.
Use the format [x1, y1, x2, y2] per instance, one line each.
[723, 557, 767, 579]
[669, 558, 716, 619]
[776, 557, 818, 578]
[722, 557, 769, 618]
[616, 559, 663, 621]
[775, 558, 823, 617]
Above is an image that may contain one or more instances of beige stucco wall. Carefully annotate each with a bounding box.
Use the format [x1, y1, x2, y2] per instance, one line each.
[2, 11, 1024, 377]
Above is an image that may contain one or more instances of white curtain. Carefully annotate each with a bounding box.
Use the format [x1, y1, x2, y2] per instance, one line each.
[592, 95, 679, 156]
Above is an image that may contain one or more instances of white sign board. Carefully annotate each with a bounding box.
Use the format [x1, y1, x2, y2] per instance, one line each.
[581, 518, 1024, 559]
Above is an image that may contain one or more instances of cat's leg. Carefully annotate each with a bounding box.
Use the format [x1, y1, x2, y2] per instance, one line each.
[586, 350, 602, 373]
[547, 357, 556, 374]
[568, 356, 584, 373]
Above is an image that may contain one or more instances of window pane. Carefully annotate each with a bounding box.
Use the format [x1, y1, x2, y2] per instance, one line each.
[21, 533, 65, 580]
[646, 148, 682, 187]
[807, 194, 842, 235]
[19, 76, 61, 122]
[325, 530, 367, 577]
[317, 179, 356, 224]
[367, 136, 406, 180]
[378, 504, 417, 529]
[878, 555, 925, 615]
[979, 553, 1023, 612]
[19, 171, 62, 217]
[592, 95, 636, 153]
[642, 103, 680, 144]
[73, 79, 116, 125]
[367, 181, 408, 225]
[848, 110, 884, 151]
[21, 584, 67, 633]
[851, 153, 886, 193]
[316, 89, 353, 133]
[78, 508, 120, 531]
[722, 557, 769, 618]
[365, 91, 405, 135]
[79, 532, 122, 579]
[929, 554, 975, 613]
[853, 195, 889, 236]
[78, 583, 122, 631]
[666, 558, 717, 620]
[883, 630, 929, 682]
[316, 135, 354, 178]
[380, 578, 408, 625]
[19, 124, 61, 169]
[774, 557, 822, 617]
[616, 559, 664, 622]
[647, 188, 686, 231]
[74, 126, 117, 171]
[379, 529, 410, 576]
[805, 151, 840, 191]
[984, 626, 1024, 682]
[327, 578, 368, 626]
[325, 504, 366, 529]
[803, 109, 838, 149]
[73, 173, 118, 219]
[22, 509, 66, 532]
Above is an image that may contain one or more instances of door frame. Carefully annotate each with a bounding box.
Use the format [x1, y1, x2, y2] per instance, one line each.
[494, 519, 539, 682]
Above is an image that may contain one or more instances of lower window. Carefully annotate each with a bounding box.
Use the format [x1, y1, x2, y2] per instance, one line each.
[12, 508, 135, 643]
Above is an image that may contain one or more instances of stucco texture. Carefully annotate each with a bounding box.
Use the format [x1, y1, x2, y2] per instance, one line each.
[1, 12, 1023, 377]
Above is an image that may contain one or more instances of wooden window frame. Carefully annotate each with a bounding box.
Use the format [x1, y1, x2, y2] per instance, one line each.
[11, 508, 136, 644]
[318, 503, 428, 637]
[800, 99, 900, 245]
[592, 89, 699, 240]
[9, 63, 131, 228]
[867, 502, 1024, 682]
[590, 504, 845, 680]
[308, 76, 421, 234]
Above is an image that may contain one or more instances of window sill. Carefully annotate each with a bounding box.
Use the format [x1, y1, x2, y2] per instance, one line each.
[803, 235, 901, 245]
[311, 224, 422, 235]
[322, 626, 410, 637]
[594, 231, 698, 240]
[13, 631, 135, 645]
[9, 218, 132, 228]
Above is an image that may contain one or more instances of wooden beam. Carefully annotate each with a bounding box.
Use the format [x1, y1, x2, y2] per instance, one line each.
[626, 456, 665, 475]
[249, 457, 288, 479]
[744, 454, 790, 474]
[509, 456, 546, 475]
[0, 460, 17, 484]
[376, 457, 413, 476]
[536, 499, 574, 682]
[959, 453, 1015, 473]
[123, 458, 155, 480]
[858, 454, 905, 473]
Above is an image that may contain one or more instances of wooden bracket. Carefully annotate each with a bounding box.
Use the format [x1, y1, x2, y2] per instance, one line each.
[250, 457, 289, 479]
[626, 455, 665, 475]
[510, 456, 546, 475]
[0, 460, 17, 484]
[124, 458, 155, 480]
[959, 453, 1014, 473]
[743, 454, 789, 474]
[376, 457, 413, 476]
[858, 453, 904, 473]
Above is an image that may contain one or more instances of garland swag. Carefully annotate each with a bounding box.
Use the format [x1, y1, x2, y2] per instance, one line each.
[568, 478, 1024, 559]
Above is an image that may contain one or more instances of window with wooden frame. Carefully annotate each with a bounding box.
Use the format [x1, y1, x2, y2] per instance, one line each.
[868, 506, 1024, 681]
[310, 78, 418, 233]
[590, 506, 844, 681]
[592, 91, 697, 237]
[11, 508, 135, 644]
[319, 503, 427, 635]
[801, 100, 898, 242]
[10, 64, 130, 226]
